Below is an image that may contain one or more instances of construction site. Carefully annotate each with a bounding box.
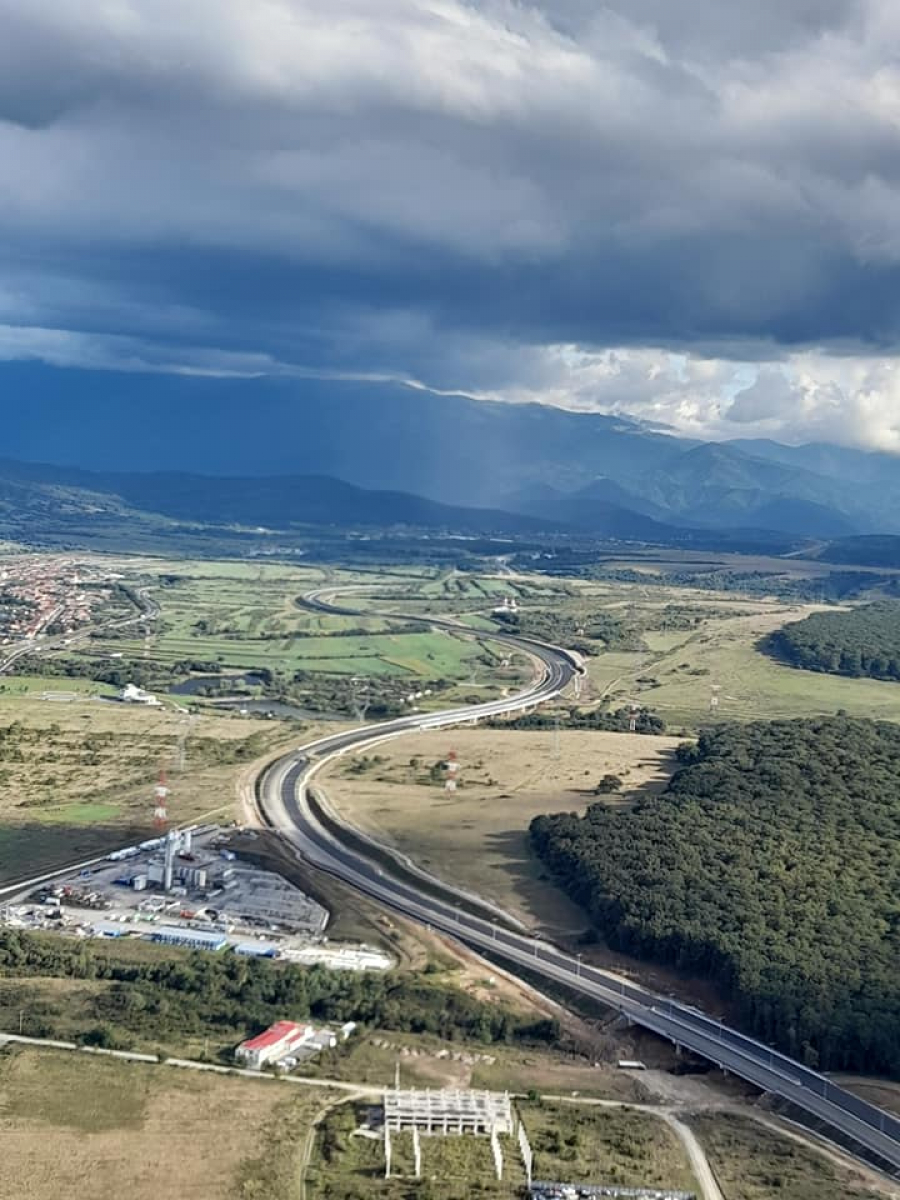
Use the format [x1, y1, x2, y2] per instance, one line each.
[370, 1087, 697, 1200]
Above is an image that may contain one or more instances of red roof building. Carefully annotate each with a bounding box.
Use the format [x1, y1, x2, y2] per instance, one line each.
[235, 1021, 314, 1069]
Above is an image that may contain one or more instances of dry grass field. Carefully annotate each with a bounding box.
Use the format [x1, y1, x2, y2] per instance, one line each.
[0, 689, 295, 823]
[837, 1076, 900, 1118]
[0, 1046, 335, 1200]
[323, 727, 682, 932]
[0, 688, 335, 880]
[687, 1113, 886, 1200]
[301, 1026, 647, 1100]
[586, 601, 900, 729]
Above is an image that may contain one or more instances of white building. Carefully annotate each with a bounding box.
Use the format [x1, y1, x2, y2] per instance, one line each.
[120, 683, 161, 706]
[235, 1021, 314, 1070]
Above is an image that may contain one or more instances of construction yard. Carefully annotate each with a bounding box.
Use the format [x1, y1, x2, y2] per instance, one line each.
[323, 727, 683, 933]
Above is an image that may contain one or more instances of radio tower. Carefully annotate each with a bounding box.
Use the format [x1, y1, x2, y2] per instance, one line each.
[153, 769, 170, 830]
[445, 749, 459, 793]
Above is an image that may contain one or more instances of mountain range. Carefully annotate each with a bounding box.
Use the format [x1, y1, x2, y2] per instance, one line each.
[0, 457, 798, 553]
[0, 459, 564, 543]
[5, 364, 900, 538]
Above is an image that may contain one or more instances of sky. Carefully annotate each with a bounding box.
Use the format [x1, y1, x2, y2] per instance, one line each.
[2, 0, 900, 451]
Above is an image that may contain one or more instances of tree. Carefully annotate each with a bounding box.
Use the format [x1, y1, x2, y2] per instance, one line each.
[595, 774, 623, 794]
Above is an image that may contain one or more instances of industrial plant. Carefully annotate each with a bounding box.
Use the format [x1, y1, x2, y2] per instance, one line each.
[1, 823, 391, 970]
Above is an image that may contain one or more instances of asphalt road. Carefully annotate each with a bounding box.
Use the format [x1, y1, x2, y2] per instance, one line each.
[260, 588, 900, 1176]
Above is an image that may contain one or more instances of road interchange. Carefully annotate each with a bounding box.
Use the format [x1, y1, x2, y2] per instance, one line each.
[259, 587, 900, 1176]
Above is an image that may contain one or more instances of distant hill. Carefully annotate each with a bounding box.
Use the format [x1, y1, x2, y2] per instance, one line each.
[0, 459, 570, 540]
[4, 362, 900, 537]
[0, 459, 812, 555]
[816, 535, 900, 568]
[497, 482, 677, 539]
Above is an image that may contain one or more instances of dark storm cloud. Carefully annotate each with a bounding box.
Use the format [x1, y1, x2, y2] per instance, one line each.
[1, 0, 900, 446]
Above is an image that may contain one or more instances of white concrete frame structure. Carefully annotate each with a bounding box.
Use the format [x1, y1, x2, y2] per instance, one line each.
[383, 1088, 513, 1136]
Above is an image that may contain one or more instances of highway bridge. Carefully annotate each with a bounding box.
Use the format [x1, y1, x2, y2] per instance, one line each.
[260, 587, 900, 1177]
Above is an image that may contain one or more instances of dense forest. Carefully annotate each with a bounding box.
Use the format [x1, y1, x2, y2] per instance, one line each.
[531, 718, 900, 1074]
[764, 602, 900, 680]
[0, 930, 557, 1052]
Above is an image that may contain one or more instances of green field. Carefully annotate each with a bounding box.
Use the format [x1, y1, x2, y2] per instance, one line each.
[534, 584, 900, 729]
[0, 689, 298, 879]
[66, 563, 513, 683]
[0, 675, 117, 697]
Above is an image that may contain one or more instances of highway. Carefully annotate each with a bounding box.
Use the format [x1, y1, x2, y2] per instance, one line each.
[260, 588, 900, 1176]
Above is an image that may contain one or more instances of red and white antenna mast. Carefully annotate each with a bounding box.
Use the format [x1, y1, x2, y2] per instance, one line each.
[153, 768, 170, 830]
[445, 749, 459, 792]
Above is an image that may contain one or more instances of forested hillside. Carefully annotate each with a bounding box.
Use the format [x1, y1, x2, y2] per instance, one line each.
[819, 536, 900, 568]
[531, 718, 900, 1074]
[764, 602, 900, 680]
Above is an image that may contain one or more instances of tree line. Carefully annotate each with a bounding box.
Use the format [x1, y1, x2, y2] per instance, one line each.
[531, 717, 900, 1075]
[0, 930, 558, 1053]
[764, 602, 900, 680]
[489, 706, 666, 735]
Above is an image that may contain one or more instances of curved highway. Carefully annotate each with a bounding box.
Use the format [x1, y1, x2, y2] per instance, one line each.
[259, 587, 900, 1176]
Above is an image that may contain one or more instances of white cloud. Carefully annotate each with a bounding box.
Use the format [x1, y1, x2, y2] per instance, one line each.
[462, 343, 900, 453]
